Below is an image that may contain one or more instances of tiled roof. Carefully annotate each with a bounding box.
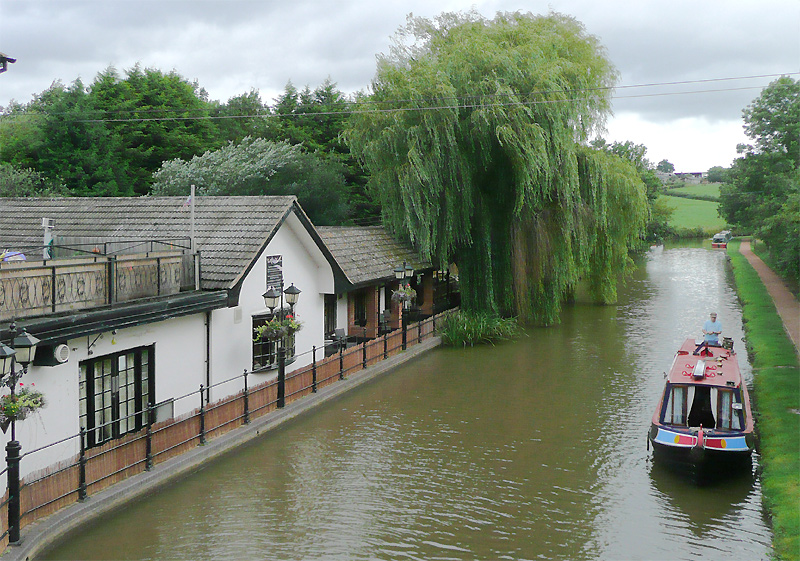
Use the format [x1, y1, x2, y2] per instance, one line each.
[316, 226, 431, 288]
[0, 196, 299, 291]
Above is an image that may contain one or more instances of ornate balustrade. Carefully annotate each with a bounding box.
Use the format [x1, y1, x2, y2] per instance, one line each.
[0, 251, 198, 322]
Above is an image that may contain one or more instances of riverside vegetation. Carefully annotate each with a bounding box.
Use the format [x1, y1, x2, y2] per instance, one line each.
[728, 240, 799, 561]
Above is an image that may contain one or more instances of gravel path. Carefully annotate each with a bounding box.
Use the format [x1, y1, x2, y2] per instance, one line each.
[738, 240, 799, 355]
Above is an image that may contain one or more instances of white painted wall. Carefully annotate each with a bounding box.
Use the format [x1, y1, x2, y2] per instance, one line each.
[2, 314, 207, 481]
[2, 208, 338, 481]
[208, 211, 334, 399]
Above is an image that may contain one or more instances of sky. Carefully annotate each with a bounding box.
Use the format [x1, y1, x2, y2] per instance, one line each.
[1, 0, 798, 173]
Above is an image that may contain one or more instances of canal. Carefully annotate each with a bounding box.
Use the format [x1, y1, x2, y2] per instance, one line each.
[42, 244, 772, 560]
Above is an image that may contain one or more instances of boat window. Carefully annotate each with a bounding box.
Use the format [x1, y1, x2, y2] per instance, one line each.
[716, 389, 743, 430]
[664, 385, 688, 425]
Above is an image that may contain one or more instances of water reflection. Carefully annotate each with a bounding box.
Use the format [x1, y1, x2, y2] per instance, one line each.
[42, 246, 771, 561]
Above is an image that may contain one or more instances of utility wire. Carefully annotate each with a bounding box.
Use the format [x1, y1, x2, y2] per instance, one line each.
[2, 72, 796, 124]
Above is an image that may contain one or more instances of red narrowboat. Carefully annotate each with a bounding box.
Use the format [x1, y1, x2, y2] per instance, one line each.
[648, 338, 754, 480]
[711, 230, 732, 248]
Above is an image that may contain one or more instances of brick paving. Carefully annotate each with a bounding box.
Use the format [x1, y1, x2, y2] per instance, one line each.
[738, 241, 800, 355]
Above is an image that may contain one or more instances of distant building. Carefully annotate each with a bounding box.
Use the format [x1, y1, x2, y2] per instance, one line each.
[674, 172, 706, 184]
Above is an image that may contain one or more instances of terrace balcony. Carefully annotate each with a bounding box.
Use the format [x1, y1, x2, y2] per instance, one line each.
[0, 238, 199, 323]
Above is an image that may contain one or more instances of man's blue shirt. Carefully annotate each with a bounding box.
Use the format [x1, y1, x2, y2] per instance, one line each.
[703, 319, 722, 343]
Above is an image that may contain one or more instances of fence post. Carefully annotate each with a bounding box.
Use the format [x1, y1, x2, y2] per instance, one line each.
[312, 346, 318, 393]
[383, 332, 388, 360]
[78, 428, 88, 500]
[199, 385, 206, 445]
[50, 266, 57, 313]
[107, 255, 116, 305]
[418, 317, 422, 344]
[402, 312, 407, 351]
[338, 340, 344, 380]
[277, 347, 286, 408]
[6, 440, 21, 545]
[243, 369, 250, 425]
[362, 327, 368, 370]
[145, 405, 153, 470]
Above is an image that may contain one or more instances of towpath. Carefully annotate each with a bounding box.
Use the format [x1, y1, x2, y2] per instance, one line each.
[738, 240, 800, 355]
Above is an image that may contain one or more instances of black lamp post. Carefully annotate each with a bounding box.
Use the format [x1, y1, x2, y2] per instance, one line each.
[394, 263, 414, 350]
[0, 323, 39, 545]
[262, 285, 301, 408]
[0, 324, 40, 440]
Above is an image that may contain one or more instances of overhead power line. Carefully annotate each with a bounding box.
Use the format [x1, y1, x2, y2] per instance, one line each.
[2, 72, 797, 124]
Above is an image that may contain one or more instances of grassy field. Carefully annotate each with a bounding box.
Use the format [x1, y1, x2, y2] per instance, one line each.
[665, 183, 722, 199]
[728, 240, 800, 561]
[663, 195, 728, 233]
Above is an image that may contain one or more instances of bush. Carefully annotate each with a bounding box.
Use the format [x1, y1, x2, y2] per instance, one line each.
[439, 311, 520, 347]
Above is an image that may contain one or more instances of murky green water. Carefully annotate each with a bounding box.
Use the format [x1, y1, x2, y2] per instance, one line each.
[42, 245, 772, 560]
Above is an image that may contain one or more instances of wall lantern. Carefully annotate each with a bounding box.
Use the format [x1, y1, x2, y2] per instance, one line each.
[12, 328, 39, 367]
[394, 261, 414, 280]
[0, 343, 15, 378]
[262, 287, 281, 312]
[284, 284, 301, 308]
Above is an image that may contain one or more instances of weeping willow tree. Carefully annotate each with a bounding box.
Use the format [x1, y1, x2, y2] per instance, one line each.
[346, 11, 648, 324]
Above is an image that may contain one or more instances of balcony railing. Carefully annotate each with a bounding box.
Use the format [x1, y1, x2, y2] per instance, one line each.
[0, 240, 199, 322]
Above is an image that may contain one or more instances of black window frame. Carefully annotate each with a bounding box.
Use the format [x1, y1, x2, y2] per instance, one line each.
[79, 345, 154, 449]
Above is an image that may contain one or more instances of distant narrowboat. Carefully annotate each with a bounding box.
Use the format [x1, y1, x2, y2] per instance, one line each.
[711, 230, 732, 248]
[648, 338, 754, 480]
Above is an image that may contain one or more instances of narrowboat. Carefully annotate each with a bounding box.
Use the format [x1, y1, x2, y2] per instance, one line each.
[648, 338, 754, 480]
[711, 230, 732, 248]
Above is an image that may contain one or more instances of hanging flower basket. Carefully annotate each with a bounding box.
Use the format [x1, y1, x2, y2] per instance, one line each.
[0, 384, 46, 433]
[254, 316, 303, 342]
[391, 284, 417, 305]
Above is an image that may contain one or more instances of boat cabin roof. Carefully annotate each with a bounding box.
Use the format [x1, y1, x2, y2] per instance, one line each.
[667, 338, 742, 388]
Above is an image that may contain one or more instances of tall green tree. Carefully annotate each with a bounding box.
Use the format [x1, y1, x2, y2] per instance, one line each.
[89, 65, 218, 194]
[211, 89, 274, 144]
[656, 159, 675, 174]
[346, 11, 648, 324]
[0, 79, 130, 195]
[706, 166, 731, 184]
[720, 76, 799, 282]
[151, 137, 352, 225]
[269, 80, 378, 221]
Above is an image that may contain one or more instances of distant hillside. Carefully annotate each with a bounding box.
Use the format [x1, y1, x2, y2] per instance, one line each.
[663, 195, 727, 234]
[664, 184, 722, 202]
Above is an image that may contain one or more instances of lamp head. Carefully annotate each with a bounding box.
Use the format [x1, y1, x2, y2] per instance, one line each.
[262, 287, 281, 311]
[12, 328, 39, 366]
[284, 284, 301, 306]
[0, 343, 15, 378]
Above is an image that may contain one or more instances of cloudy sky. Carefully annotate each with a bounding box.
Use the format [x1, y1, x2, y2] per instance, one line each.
[1, 0, 798, 172]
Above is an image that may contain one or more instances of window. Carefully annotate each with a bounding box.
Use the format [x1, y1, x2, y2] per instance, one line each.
[324, 294, 337, 339]
[252, 313, 296, 371]
[716, 389, 743, 430]
[353, 290, 367, 327]
[663, 385, 688, 426]
[79, 346, 154, 448]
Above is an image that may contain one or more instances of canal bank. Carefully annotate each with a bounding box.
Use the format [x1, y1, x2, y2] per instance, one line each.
[729, 241, 800, 561]
[4, 337, 443, 561]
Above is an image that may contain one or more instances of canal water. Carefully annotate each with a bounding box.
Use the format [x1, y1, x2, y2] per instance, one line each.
[42, 244, 772, 560]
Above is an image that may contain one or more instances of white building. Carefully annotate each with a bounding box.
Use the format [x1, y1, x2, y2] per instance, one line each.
[0, 196, 347, 477]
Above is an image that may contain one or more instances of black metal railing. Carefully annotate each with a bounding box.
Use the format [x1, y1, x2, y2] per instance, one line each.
[0, 309, 456, 550]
